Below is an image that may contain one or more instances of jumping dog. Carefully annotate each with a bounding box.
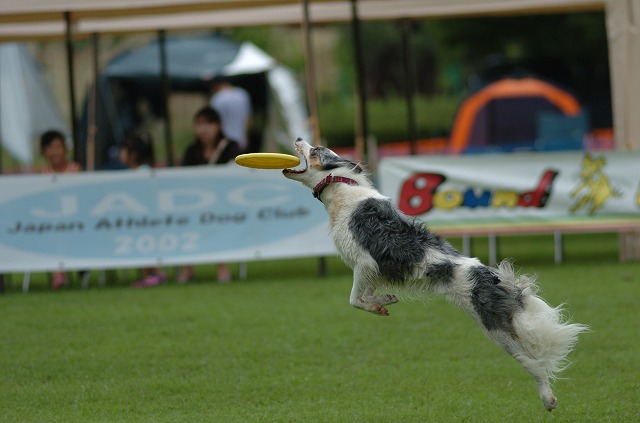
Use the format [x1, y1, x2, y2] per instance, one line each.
[283, 138, 587, 411]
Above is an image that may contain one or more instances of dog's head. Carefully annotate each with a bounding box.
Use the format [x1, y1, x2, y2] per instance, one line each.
[283, 138, 366, 192]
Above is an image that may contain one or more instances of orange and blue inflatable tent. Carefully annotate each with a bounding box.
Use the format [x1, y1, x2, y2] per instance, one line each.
[449, 77, 583, 154]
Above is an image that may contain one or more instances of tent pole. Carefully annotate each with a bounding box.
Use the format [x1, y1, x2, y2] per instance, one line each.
[0, 70, 3, 292]
[400, 18, 418, 155]
[86, 32, 100, 171]
[301, 0, 326, 277]
[64, 11, 81, 166]
[301, 0, 321, 146]
[350, 0, 368, 162]
[158, 29, 175, 167]
[0, 66, 3, 174]
[0, 81, 3, 293]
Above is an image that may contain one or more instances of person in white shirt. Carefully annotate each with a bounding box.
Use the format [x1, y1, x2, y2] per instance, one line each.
[209, 75, 252, 152]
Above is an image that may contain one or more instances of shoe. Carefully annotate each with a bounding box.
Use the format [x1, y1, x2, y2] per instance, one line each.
[132, 272, 166, 288]
[52, 272, 66, 290]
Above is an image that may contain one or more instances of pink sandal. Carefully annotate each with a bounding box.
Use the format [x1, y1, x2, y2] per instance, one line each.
[132, 272, 166, 288]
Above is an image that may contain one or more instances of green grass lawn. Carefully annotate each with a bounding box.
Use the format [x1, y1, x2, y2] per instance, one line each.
[1, 233, 639, 422]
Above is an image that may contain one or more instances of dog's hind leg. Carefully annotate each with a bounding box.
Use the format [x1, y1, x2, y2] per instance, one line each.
[491, 333, 557, 411]
[349, 267, 395, 316]
[535, 377, 557, 412]
[514, 349, 557, 411]
[469, 262, 588, 411]
[489, 301, 586, 411]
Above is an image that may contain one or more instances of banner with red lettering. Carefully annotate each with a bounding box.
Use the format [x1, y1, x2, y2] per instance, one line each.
[378, 151, 640, 233]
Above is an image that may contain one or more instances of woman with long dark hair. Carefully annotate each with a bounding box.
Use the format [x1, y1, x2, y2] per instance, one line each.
[181, 106, 240, 166]
[178, 106, 240, 283]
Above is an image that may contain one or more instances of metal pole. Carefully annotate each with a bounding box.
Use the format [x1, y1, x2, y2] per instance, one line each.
[0, 68, 4, 292]
[488, 234, 497, 267]
[0, 61, 3, 175]
[64, 11, 81, 166]
[300, 0, 326, 273]
[350, 0, 368, 162]
[301, 0, 321, 146]
[158, 30, 175, 167]
[318, 256, 327, 277]
[400, 19, 418, 155]
[86, 32, 100, 171]
[554, 231, 563, 264]
[462, 234, 471, 257]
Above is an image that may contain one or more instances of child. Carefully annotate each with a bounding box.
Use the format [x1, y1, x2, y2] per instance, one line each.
[119, 133, 166, 287]
[40, 130, 82, 289]
[40, 130, 82, 174]
[119, 132, 155, 170]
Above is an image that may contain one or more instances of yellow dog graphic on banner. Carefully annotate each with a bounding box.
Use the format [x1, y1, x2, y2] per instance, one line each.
[570, 154, 621, 214]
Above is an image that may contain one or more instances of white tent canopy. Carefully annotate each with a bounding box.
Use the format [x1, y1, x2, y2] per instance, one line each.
[222, 42, 275, 75]
[0, 0, 637, 151]
[0, 43, 70, 165]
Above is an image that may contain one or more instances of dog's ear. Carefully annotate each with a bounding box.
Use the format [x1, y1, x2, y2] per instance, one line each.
[350, 162, 365, 174]
[325, 159, 364, 174]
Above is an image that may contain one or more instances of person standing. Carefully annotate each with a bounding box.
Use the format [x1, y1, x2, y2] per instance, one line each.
[178, 106, 241, 283]
[39, 129, 82, 289]
[209, 75, 252, 153]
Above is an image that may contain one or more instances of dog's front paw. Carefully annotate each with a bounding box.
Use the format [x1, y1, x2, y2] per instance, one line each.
[353, 299, 391, 316]
[372, 304, 390, 316]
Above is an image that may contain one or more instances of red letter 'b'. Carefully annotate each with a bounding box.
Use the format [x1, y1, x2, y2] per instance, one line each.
[398, 173, 446, 216]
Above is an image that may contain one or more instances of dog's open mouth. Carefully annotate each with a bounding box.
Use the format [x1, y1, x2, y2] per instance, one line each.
[283, 145, 307, 174]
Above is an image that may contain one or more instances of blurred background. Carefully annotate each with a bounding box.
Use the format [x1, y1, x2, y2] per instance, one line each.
[0, 7, 614, 171]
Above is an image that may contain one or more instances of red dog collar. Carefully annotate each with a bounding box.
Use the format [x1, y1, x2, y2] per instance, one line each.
[312, 174, 359, 202]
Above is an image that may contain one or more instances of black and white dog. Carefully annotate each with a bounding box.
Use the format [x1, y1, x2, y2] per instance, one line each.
[283, 138, 587, 411]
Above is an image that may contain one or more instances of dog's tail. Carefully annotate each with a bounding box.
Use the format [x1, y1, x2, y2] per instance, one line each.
[495, 260, 589, 381]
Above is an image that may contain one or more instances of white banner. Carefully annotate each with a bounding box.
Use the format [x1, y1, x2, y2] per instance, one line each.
[379, 151, 640, 233]
[0, 165, 335, 272]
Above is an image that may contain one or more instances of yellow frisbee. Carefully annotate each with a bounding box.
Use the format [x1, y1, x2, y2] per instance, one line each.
[235, 152, 301, 169]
